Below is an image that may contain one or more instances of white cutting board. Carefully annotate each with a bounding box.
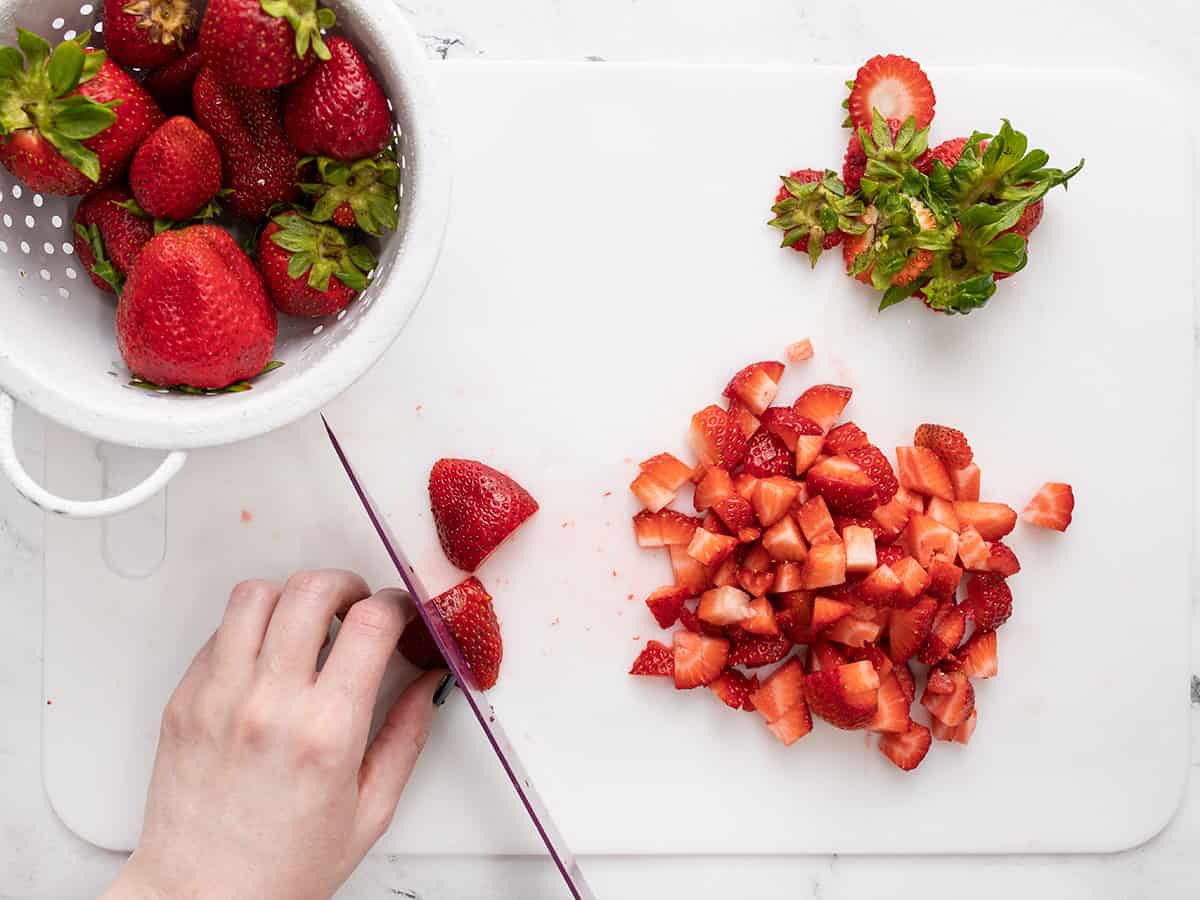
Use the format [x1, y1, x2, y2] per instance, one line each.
[42, 62, 1192, 856]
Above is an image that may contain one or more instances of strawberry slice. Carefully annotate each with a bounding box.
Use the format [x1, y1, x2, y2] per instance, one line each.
[808, 455, 878, 516]
[793, 384, 853, 432]
[925, 559, 963, 602]
[920, 668, 975, 726]
[694, 466, 734, 512]
[894, 660, 916, 705]
[728, 632, 793, 668]
[914, 423, 974, 470]
[751, 657, 807, 722]
[760, 407, 823, 452]
[804, 660, 880, 730]
[673, 630, 730, 690]
[697, 586, 755, 626]
[895, 446, 954, 501]
[887, 595, 937, 663]
[645, 586, 690, 629]
[918, 601, 966, 665]
[900, 514, 959, 568]
[987, 541, 1022, 576]
[962, 573, 1014, 631]
[806, 639, 847, 673]
[859, 564, 902, 606]
[429, 459, 539, 572]
[812, 596, 854, 631]
[867, 671, 911, 733]
[825, 422, 870, 455]
[890, 557, 930, 606]
[638, 452, 694, 491]
[845, 445, 900, 506]
[738, 567, 776, 597]
[956, 525, 991, 571]
[726, 399, 762, 441]
[724, 361, 785, 416]
[950, 462, 981, 501]
[801, 538, 847, 590]
[823, 614, 882, 647]
[629, 472, 678, 513]
[750, 476, 799, 527]
[743, 429, 796, 478]
[925, 497, 959, 531]
[713, 494, 756, 534]
[689, 405, 750, 469]
[797, 495, 837, 543]
[871, 495, 912, 543]
[429, 577, 503, 690]
[669, 545, 711, 595]
[762, 515, 808, 562]
[847, 54, 935, 130]
[957, 629, 998, 679]
[629, 639, 674, 676]
[878, 722, 933, 771]
[954, 501, 1018, 541]
[709, 668, 758, 710]
[741, 597, 781, 635]
[842, 525, 878, 574]
[1021, 482, 1075, 532]
[687, 528, 739, 566]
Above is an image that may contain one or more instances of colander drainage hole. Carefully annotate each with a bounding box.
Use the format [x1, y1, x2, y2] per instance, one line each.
[58, 287, 70, 299]
[65, 266, 77, 279]
[63, 242, 74, 254]
[63, 30, 77, 41]
[11, 185, 21, 199]
[43, 242, 54, 255]
[51, 17, 65, 29]
[39, 269, 50, 281]
[80, 3, 94, 14]
[0, 241, 7, 253]
[52, 215, 63, 228]
[95, 21, 103, 32]
[3, 215, 12, 228]
[24, 215, 35, 228]
[32, 194, 43, 208]
[19, 241, 30, 254]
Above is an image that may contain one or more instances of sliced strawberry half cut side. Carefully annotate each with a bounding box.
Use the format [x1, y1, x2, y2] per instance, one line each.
[762, 515, 808, 562]
[878, 722, 933, 771]
[629, 472, 678, 513]
[687, 528, 739, 566]
[956, 525, 991, 571]
[801, 538, 847, 590]
[811, 595, 854, 631]
[751, 476, 800, 527]
[842, 525, 878, 574]
[867, 671, 911, 733]
[638, 452, 694, 491]
[697, 586, 755, 626]
[767, 707, 815, 746]
[954, 501, 1018, 541]
[957, 629, 998, 679]
[890, 557, 930, 606]
[900, 514, 959, 568]
[726, 399, 762, 441]
[1021, 482, 1075, 532]
[793, 384, 853, 433]
[741, 596, 782, 635]
[925, 496, 959, 531]
[895, 446, 954, 501]
[723, 361, 785, 416]
[950, 462, 981, 501]
[669, 545, 711, 595]
[920, 668, 975, 726]
[859, 564, 902, 606]
[847, 54, 935, 130]
[694, 466, 734, 512]
[750, 657, 807, 722]
[673, 630, 730, 689]
[629, 639, 674, 677]
[823, 613, 883, 648]
[797, 495, 837, 543]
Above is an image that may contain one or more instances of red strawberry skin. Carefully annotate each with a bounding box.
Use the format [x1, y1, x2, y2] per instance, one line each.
[105, 0, 197, 69]
[193, 67, 300, 220]
[145, 47, 205, 117]
[73, 185, 156, 294]
[117, 225, 278, 389]
[200, 0, 315, 89]
[130, 116, 222, 220]
[284, 35, 392, 162]
[429, 459, 539, 572]
[917, 136, 969, 175]
[258, 213, 359, 317]
[431, 577, 503, 690]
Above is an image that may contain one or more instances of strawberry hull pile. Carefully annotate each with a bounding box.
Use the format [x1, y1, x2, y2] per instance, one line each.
[0, 0, 402, 393]
[628, 356, 1075, 772]
[769, 54, 1084, 315]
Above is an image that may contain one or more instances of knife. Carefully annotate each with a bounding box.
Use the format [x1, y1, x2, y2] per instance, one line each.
[323, 418, 595, 900]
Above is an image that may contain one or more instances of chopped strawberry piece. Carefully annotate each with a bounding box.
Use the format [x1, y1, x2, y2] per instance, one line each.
[751, 657, 807, 722]
[629, 472, 677, 513]
[762, 515, 809, 562]
[987, 541, 1022, 576]
[687, 528, 738, 566]
[895, 446, 954, 501]
[794, 434, 826, 476]
[871, 496, 912, 543]
[767, 706, 815, 745]
[823, 614, 882, 647]
[728, 633, 793, 668]
[914, 423, 974, 470]
[921, 668, 975, 726]
[724, 361, 785, 416]
[957, 629, 998, 679]
[868, 671, 911, 733]
[954, 502, 1018, 541]
[697, 586, 755, 626]
[825, 422, 870, 455]
[709, 668, 758, 710]
[733, 472, 760, 501]
[673, 630, 730, 690]
[689, 405, 749, 470]
[950, 463, 981, 501]
[738, 527, 762, 544]
[890, 557, 930, 606]
[842, 525, 878, 574]
[741, 596, 782, 635]
[712, 557, 739, 588]
[962, 573, 1014, 631]
[925, 496, 959, 531]
[775, 589, 813, 619]
[918, 601, 966, 665]
[725, 399, 761, 441]
[925, 559, 963, 601]
[845, 445, 900, 506]
[751, 476, 801, 527]
[633, 509, 699, 548]
[811, 596, 854, 631]
[743, 429, 796, 478]
[773, 561, 805, 593]
[701, 511, 729, 535]
[844, 643, 894, 676]
[793, 384, 853, 432]
[807, 455, 878, 516]
[632, 510, 665, 548]
[956, 525, 991, 571]
[894, 661, 916, 705]
[629, 639, 675, 677]
[847, 54, 935, 130]
[713, 494, 756, 533]
[669, 545, 711, 595]
[859, 564, 902, 606]
[742, 542, 773, 572]
[900, 514, 959, 568]
[638, 453, 694, 491]
[805, 660, 879, 730]
[798, 495, 837, 543]
[930, 715, 957, 742]
[925, 667, 955, 694]
[806, 639, 847, 673]
[1021, 482, 1075, 532]
[678, 603, 725, 637]
[694, 467, 734, 512]
[887, 595, 937, 663]
[879, 722, 933, 771]
[951, 709, 978, 745]
[801, 538, 847, 590]
[760, 407, 823, 453]
[738, 567, 776, 597]
[876, 544, 906, 568]
[645, 586, 690, 629]
[786, 339, 814, 363]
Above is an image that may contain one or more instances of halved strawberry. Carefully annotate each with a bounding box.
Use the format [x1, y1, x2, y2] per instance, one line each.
[741, 596, 782, 635]
[900, 514, 959, 568]
[962, 573, 1013, 631]
[914, 424, 973, 470]
[773, 561, 805, 593]
[751, 476, 800, 527]
[987, 541, 1021, 576]
[760, 406, 822, 452]
[767, 706, 815, 745]
[688, 528, 739, 566]
[738, 567, 776, 597]
[801, 538, 847, 590]
[805, 660, 880, 730]
[808, 456, 878, 516]
[954, 502, 1018, 541]
[925, 559, 963, 601]
[812, 595, 854, 631]
[762, 515, 808, 562]
[859, 564, 902, 606]
[629, 639, 674, 677]
[887, 595, 937, 663]
[845, 445, 900, 506]
[824, 614, 882, 647]
[669, 545, 711, 594]
[1021, 483, 1075, 532]
[891, 557, 930, 606]
[878, 721, 933, 771]
[847, 54, 935, 131]
[867, 671, 911, 733]
[786, 339, 814, 363]
[645, 586, 690, 629]
[698, 586, 755, 626]
[629, 472, 677, 513]
[673, 630, 730, 689]
[925, 497, 959, 531]
[956, 525, 991, 571]
[743, 429, 796, 478]
[895, 447, 954, 501]
[728, 633, 792, 668]
[950, 463, 981, 501]
[797, 495, 837, 543]
[751, 657, 807, 722]
[793, 384, 853, 432]
[734, 472, 761, 501]
[957, 629, 998, 679]
[871, 495, 912, 543]
[713, 494, 756, 534]
[842, 525, 878, 574]
[894, 660, 916, 705]
[726, 399, 762, 441]
[918, 601, 966, 665]
[694, 466, 734, 512]
[806, 639, 847, 672]
[825, 422, 870, 455]
[920, 668, 974, 726]
[689, 406, 749, 469]
[639, 453, 694, 491]
[724, 361, 786, 416]
[709, 668, 758, 710]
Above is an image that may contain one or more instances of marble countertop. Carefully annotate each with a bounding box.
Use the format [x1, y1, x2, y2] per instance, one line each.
[3, 1, 1198, 897]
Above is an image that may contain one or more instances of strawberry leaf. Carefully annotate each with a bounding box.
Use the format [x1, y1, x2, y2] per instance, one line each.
[51, 96, 119, 140]
[0, 47, 24, 79]
[17, 29, 50, 68]
[74, 221, 123, 293]
[47, 40, 85, 97]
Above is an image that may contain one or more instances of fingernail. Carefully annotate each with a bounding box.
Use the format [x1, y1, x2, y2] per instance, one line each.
[433, 673, 456, 707]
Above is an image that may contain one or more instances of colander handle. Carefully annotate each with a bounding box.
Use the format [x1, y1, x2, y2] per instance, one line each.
[0, 393, 187, 519]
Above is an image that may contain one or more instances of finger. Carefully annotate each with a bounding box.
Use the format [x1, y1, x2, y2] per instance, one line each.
[212, 580, 283, 670]
[162, 631, 217, 736]
[319, 588, 413, 716]
[259, 570, 372, 681]
[353, 669, 445, 850]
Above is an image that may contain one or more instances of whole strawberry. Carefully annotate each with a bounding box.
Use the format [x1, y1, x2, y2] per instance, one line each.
[72, 185, 155, 294]
[298, 153, 400, 236]
[400, 577, 503, 690]
[0, 32, 164, 195]
[144, 47, 204, 116]
[200, 0, 335, 89]
[105, 0, 198, 69]
[192, 67, 299, 220]
[130, 116, 222, 221]
[258, 211, 376, 317]
[429, 459, 539, 572]
[284, 35, 392, 162]
[117, 225, 278, 389]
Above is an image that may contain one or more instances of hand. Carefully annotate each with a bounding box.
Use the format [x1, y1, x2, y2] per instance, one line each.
[102, 570, 447, 900]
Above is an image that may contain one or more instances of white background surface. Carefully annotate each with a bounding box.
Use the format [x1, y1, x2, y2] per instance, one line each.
[3, 0, 1200, 897]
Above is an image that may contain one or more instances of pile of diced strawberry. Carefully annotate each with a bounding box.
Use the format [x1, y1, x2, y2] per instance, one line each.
[627, 357, 1075, 772]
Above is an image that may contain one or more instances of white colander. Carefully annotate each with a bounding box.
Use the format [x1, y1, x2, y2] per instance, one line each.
[0, 0, 451, 518]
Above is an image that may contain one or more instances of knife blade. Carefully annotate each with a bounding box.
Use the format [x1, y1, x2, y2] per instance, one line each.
[323, 418, 595, 900]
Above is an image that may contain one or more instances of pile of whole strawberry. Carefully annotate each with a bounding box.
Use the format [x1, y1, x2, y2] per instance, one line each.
[769, 55, 1084, 315]
[0, 0, 401, 392]
[627, 357, 1075, 771]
